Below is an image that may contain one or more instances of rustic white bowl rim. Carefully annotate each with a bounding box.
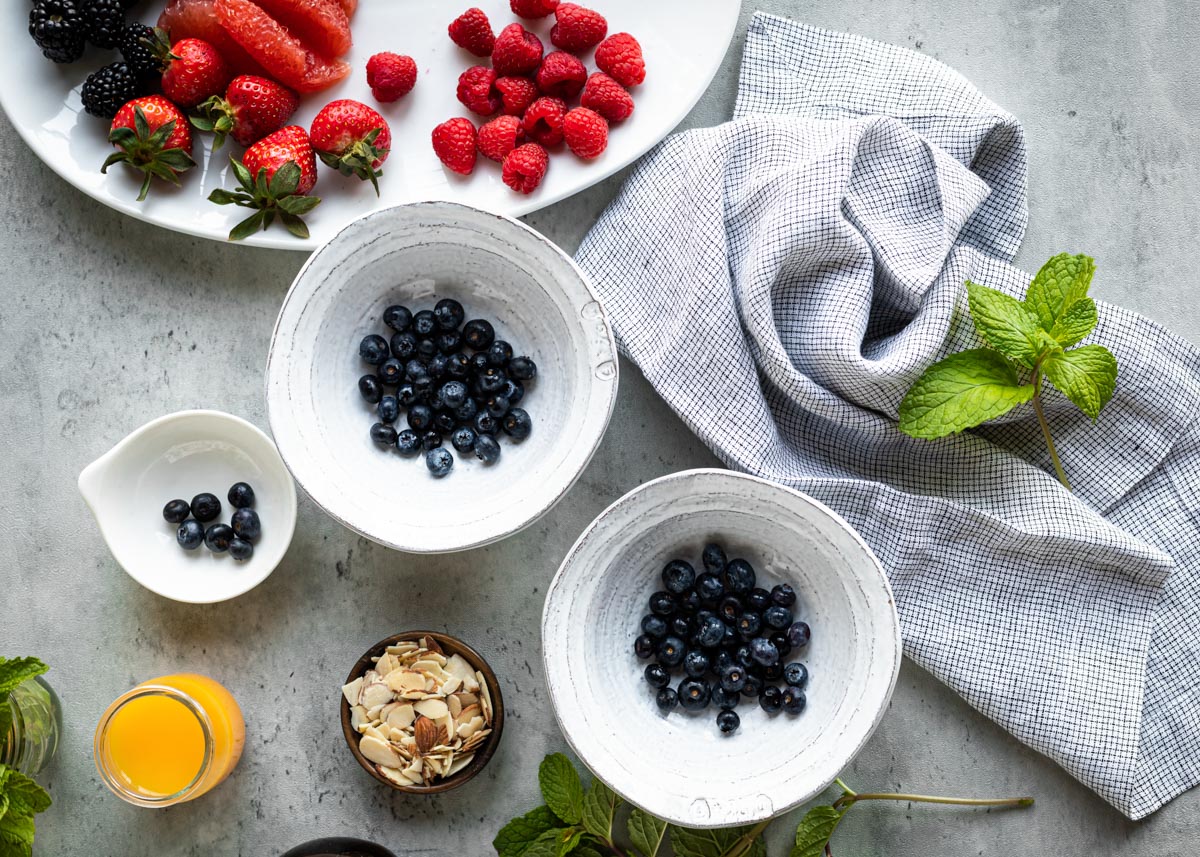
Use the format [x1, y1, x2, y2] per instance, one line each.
[265, 201, 619, 554]
[541, 468, 902, 828]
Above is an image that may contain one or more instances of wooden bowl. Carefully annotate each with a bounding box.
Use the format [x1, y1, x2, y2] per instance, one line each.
[340, 631, 504, 793]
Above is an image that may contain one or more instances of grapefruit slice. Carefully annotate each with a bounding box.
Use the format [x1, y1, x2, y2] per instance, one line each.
[215, 0, 349, 93]
[158, 0, 267, 76]
[252, 0, 352, 59]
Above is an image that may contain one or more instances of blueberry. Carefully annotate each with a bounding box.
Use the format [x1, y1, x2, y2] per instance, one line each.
[428, 353, 449, 379]
[711, 685, 739, 710]
[413, 310, 437, 337]
[786, 621, 811, 649]
[740, 673, 764, 698]
[662, 559, 696, 594]
[747, 587, 771, 612]
[696, 615, 726, 648]
[450, 427, 477, 454]
[771, 634, 793, 661]
[702, 542, 727, 574]
[378, 395, 400, 423]
[485, 394, 511, 419]
[359, 334, 389, 365]
[657, 636, 685, 668]
[509, 356, 537, 381]
[736, 612, 762, 639]
[433, 381, 464, 410]
[384, 305, 413, 331]
[358, 374, 383, 404]
[762, 662, 784, 681]
[163, 499, 190, 524]
[469, 351, 490, 374]
[749, 637, 779, 667]
[633, 628, 652, 657]
[716, 710, 740, 734]
[783, 662, 809, 689]
[478, 367, 507, 394]
[763, 605, 793, 630]
[434, 412, 457, 434]
[655, 687, 678, 712]
[191, 493, 221, 522]
[474, 434, 502, 464]
[677, 590, 700, 615]
[644, 663, 670, 689]
[370, 423, 398, 446]
[231, 508, 261, 541]
[723, 559, 755, 595]
[379, 358, 404, 386]
[758, 685, 783, 713]
[670, 616, 692, 638]
[434, 298, 465, 330]
[721, 624, 738, 650]
[696, 573, 724, 603]
[683, 650, 710, 678]
[227, 483, 255, 509]
[405, 359, 428, 381]
[462, 319, 495, 350]
[782, 686, 807, 715]
[396, 430, 421, 456]
[437, 330, 463, 354]
[205, 523, 234, 553]
[426, 447, 453, 477]
[396, 383, 418, 407]
[734, 644, 754, 669]
[502, 379, 525, 405]
[446, 353, 471, 378]
[649, 591, 676, 617]
[641, 614, 668, 638]
[422, 431, 444, 451]
[229, 538, 254, 561]
[717, 595, 743, 622]
[771, 583, 797, 607]
[486, 340, 514, 367]
[407, 404, 433, 431]
[719, 663, 747, 693]
[176, 519, 204, 550]
[416, 338, 438, 360]
[678, 679, 710, 711]
[454, 397, 479, 422]
[713, 650, 736, 674]
[411, 374, 434, 399]
[474, 412, 498, 436]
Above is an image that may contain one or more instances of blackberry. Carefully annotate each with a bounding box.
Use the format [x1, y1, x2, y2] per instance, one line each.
[29, 0, 87, 63]
[81, 0, 127, 49]
[81, 62, 139, 119]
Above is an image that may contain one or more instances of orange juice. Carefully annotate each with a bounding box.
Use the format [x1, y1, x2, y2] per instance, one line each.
[94, 673, 245, 807]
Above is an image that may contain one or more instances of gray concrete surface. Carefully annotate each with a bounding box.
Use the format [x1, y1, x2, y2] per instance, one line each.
[4, 0, 1200, 854]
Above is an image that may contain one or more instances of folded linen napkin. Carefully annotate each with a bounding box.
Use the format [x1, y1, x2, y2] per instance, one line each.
[575, 12, 1200, 819]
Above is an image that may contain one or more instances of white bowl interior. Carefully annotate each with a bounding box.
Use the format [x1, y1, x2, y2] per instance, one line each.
[267, 203, 617, 553]
[543, 470, 901, 828]
[78, 411, 298, 604]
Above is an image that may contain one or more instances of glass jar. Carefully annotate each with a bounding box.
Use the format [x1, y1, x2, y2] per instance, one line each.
[1, 676, 62, 775]
[94, 673, 245, 808]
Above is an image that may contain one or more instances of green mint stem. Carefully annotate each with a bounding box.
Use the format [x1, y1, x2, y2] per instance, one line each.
[723, 818, 772, 857]
[1031, 366, 1071, 490]
[834, 792, 1033, 810]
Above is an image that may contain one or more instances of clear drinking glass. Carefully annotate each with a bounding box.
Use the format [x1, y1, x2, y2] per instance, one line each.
[1, 676, 63, 775]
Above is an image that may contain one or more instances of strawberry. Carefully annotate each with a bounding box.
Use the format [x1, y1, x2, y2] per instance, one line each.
[192, 74, 299, 149]
[208, 125, 321, 240]
[309, 99, 392, 195]
[432, 117, 478, 175]
[158, 37, 233, 108]
[102, 95, 196, 201]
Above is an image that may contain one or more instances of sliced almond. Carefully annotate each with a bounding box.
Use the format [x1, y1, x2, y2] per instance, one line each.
[377, 764, 411, 787]
[439, 676, 462, 696]
[455, 691, 478, 708]
[360, 681, 394, 710]
[341, 677, 365, 707]
[413, 698, 449, 720]
[423, 637, 445, 655]
[360, 734, 402, 768]
[414, 714, 440, 755]
[447, 695, 462, 719]
[457, 715, 485, 739]
[349, 704, 369, 730]
[447, 753, 474, 776]
[362, 723, 389, 743]
[386, 703, 415, 730]
[375, 652, 398, 677]
[386, 669, 427, 694]
[457, 703, 482, 724]
[478, 674, 493, 724]
[444, 654, 475, 683]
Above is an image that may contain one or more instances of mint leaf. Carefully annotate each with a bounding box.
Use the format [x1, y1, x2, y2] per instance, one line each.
[522, 829, 576, 857]
[580, 778, 620, 841]
[539, 755, 584, 825]
[668, 824, 764, 857]
[1025, 253, 1095, 331]
[0, 772, 49, 819]
[898, 349, 1035, 438]
[0, 810, 34, 857]
[0, 659, 47, 701]
[966, 281, 1046, 367]
[628, 808, 668, 857]
[494, 806, 561, 857]
[1041, 345, 1118, 420]
[790, 805, 846, 857]
[1049, 297, 1098, 347]
[575, 846, 604, 857]
[0, 766, 47, 857]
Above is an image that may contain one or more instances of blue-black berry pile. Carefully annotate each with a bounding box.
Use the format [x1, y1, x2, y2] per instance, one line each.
[634, 542, 812, 734]
[164, 482, 261, 562]
[357, 299, 537, 478]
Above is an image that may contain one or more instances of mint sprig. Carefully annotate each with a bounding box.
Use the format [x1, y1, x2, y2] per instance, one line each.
[0, 657, 51, 857]
[899, 253, 1119, 489]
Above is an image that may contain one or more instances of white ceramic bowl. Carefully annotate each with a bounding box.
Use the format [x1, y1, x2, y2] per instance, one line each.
[78, 410, 298, 604]
[265, 201, 618, 554]
[542, 469, 902, 828]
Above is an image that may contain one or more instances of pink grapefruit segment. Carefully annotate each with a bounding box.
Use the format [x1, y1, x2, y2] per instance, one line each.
[215, 0, 349, 93]
[252, 0, 352, 60]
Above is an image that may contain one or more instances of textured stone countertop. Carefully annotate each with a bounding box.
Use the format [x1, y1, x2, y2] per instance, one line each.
[3, 1, 1199, 855]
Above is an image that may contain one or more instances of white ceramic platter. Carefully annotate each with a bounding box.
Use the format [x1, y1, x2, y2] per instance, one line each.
[0, 0, 739, 250]
[542, 469, 902, 828]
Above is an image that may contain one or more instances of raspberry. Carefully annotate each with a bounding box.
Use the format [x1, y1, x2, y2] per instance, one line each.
[478, 114, 524, 162]
[448, 7, 495, 57]
[580, 72, 634, 123]
[595, 32, 645, 87]
[502, 143, 549, 194]
[492, 23, 543, 77]
[511, 0, 558, 18]
[457, 65, 501, 116]
[495, 76, 539, 116]
[366, 52, 417, 102]
[550, 3, 607, 53]
[535, 50, 587, 99]
[522, 96, 567, 147]
[563, 107, 608, 159]
[432, 117, 478, 175]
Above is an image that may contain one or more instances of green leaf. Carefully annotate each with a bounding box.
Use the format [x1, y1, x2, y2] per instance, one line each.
[208, 188, 248, 206]
[0, 809, 34, 857]
[1049, 297, 1098, 347]
[580, 778, 620, 842]
[0, 791, 9, 825]
[539, 754, 584, 825]
[0, 772, 49, 819]
[228, 210, 266, 242]
[574, 846, 604, 857]
[899, 349, 1035, 438]
[494, 806, 561, 857]
[627, 808, 667, 857]
[0, 660, 47, 701]
[1025, 253, 1096, 331]
[668, 824, 764, 857]
[558, 829, 583, 856]
[790, 805, 847, 857]
[231, 157, 254, 190]
[1041, 344, 1118, 420]
[268, 161, 301, 197]
[522, 829, 572, 857]
[965, 281, 1046, 367]
[276, 194, 322, 216]
[279, 212, 311, 240]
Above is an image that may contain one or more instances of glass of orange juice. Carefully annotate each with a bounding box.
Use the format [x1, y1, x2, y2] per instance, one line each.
[94, 673, 245, 807]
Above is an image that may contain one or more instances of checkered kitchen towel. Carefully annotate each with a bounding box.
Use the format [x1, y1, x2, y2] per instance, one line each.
[575, 12, 1200, 819]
